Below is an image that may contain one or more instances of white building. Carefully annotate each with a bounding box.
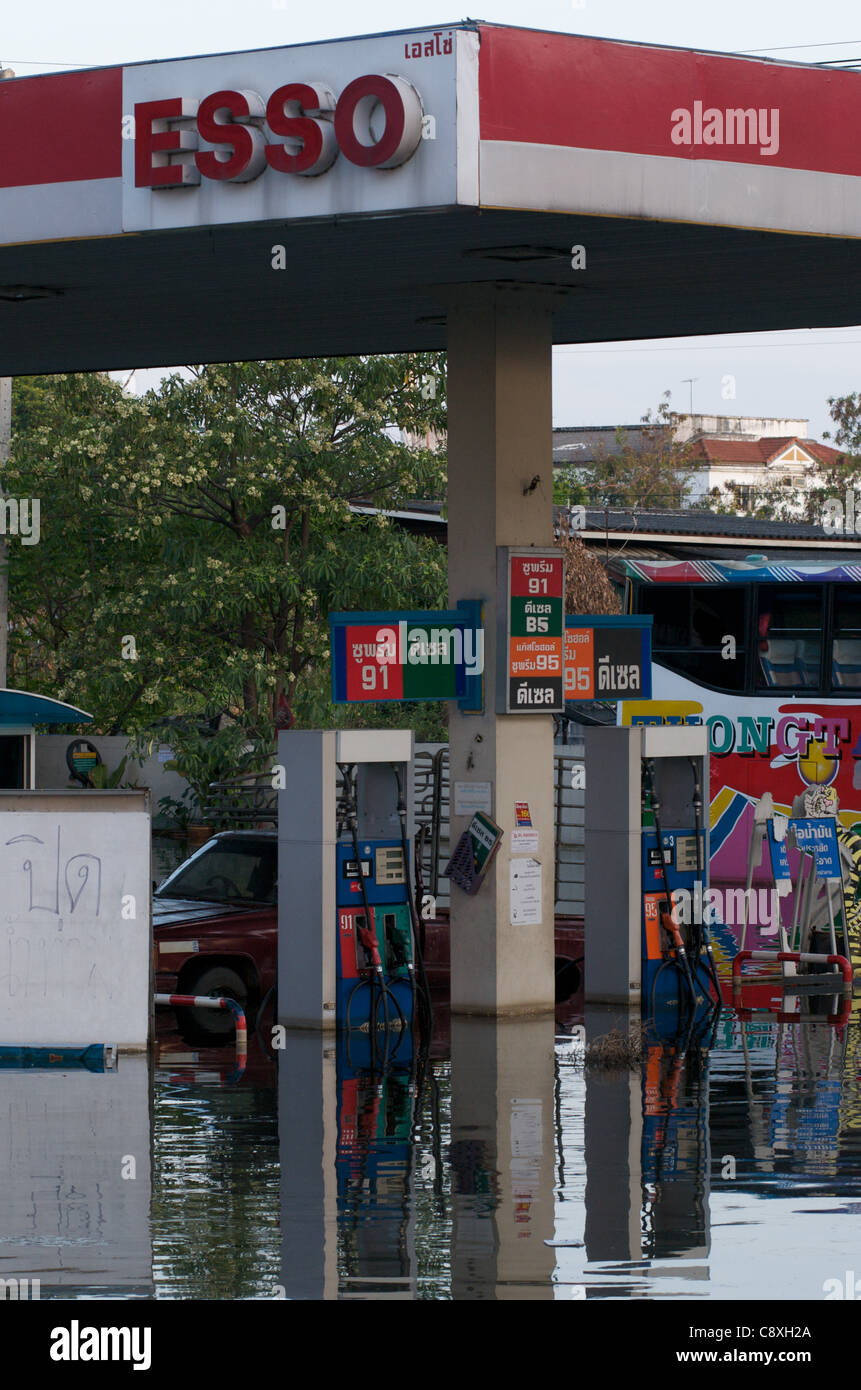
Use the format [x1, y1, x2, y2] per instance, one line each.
[552, 414, 845, 511]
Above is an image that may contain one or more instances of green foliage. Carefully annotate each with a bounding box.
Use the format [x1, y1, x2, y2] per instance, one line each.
[143, 722, 275, 814]
[87, 755, 133, 789]
[156, 789, 197, 832]
[4, 356, 448, 735]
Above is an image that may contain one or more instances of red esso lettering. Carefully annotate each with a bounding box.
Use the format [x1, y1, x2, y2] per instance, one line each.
[134, 97, 200, 187]
[135, 73, 423, 187]
[333, 74, 423, 169]
[265, 82, 337, 175]
[195, 89, 267, 182]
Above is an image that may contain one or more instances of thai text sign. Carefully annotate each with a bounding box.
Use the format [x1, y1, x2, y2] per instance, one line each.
[503, 549, 565, 713]
[563, 615, 652, 702]
[330, 607, 483, 705]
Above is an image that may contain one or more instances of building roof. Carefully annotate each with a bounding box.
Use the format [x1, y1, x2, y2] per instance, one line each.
[567, 506, 855, 542]
[354, 500, 861, 556]
[689, 436, 845, 466]
[552, 425, 656, 464]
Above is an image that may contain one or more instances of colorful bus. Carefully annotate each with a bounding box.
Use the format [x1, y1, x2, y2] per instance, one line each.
[615, 557, 861, 972]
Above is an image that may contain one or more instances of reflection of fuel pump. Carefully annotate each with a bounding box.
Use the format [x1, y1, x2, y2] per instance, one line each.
[584, 725, 718, 1026]
[336, 1045, 418, 1296]
[277, 729, 417, 1040]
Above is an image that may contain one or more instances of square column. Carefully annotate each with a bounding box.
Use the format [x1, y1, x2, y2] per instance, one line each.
[447, 288, 556, 1014]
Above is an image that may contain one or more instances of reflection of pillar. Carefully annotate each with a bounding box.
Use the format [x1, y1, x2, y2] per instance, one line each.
[446, 287, 556, 1014]
[583, 1005, 712, 1274]
[584, 1006, 643, 1262]
[450, 1016, 555, 1299]
[279, 1031, 338, 1300]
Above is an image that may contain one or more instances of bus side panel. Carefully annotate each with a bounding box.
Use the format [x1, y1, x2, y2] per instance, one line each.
[620, 667, 861, 964]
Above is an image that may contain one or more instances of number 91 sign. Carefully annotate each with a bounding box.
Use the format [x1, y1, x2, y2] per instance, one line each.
[500, 547, 565, 714]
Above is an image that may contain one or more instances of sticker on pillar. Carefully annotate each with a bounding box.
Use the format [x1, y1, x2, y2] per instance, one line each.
[511, 827, 539, 853]
[453, 781, 492, 816]
[515, 802, 532, 826]
[510, 857, 542, 925]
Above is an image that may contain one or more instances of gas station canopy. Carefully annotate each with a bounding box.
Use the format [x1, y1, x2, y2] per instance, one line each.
[2, 22, 861, 374]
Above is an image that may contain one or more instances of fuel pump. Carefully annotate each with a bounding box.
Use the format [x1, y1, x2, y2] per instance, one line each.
[277, 728, 419, 1040]
[336, 759, 414, 1050]
[584, 724, 719, 1025]
[641, 752, 717, 1025]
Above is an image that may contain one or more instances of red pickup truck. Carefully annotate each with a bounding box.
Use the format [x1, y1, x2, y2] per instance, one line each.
[154, 830, 583, 1034]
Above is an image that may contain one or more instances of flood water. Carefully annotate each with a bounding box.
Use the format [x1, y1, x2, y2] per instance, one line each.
[4, 993, 861, 1300]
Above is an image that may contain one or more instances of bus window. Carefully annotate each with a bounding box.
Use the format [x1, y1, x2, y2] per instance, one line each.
[756, 585, 823, 689]
[637, 584, 747, 691]
[832, 584, 861, 689]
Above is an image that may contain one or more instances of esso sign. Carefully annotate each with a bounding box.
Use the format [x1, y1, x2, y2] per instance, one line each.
[134, 74, 424, 188]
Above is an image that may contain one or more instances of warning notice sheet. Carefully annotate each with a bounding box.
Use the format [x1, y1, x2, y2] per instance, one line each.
[510, 857, 542, 925]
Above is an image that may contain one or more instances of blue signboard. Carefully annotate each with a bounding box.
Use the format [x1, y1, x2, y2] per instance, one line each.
[330, 600, 483, 711]
[767, 820, 793, 885]
[790, 818, 841, 880]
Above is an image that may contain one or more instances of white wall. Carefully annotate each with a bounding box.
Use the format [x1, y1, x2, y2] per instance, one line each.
[0, 792, 151, 1048]
[35, 735, 190, 822]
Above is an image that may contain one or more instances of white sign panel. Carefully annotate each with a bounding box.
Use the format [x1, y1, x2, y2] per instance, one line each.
[510, 828, 539, 854]
[510, 857, 542, 926]
[0, 801, 151, 1048]
[453, 780, 492, 816]
[122, 30, 460, 232]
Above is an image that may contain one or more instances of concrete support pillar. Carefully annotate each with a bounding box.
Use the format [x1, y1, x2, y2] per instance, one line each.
[447, 288, 556, 1014]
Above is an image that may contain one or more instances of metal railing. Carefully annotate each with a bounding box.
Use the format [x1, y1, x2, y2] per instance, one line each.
[413, 740, 585, 916]
[203, 774, 277, 826]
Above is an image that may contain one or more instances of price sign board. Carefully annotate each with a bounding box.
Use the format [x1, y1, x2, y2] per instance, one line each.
[563, 616, 652, 702]
[500, 549, 565, 713]
[330, 606, 483, 708]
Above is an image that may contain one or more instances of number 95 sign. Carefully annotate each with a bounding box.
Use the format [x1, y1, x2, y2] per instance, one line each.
[501, 548, 565, 714]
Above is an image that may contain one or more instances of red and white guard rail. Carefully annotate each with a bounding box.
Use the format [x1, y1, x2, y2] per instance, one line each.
[732, 950, 852, 993]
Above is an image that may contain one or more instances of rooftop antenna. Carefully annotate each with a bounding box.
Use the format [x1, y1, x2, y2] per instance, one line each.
[681, 377, 698, 418]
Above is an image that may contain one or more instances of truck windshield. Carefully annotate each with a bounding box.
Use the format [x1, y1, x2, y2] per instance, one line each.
[156, 839, 277, 905]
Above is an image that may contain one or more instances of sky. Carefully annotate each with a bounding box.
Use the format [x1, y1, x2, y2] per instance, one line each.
[6, 0, 861, 441]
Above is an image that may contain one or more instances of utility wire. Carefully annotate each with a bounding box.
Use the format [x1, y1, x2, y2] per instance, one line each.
[739, 39, 861, 54]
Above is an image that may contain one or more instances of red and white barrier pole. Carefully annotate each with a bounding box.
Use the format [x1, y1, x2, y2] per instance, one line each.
[154, 993, 248, 1057]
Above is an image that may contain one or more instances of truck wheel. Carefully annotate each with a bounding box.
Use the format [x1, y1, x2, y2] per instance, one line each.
[555, 957, 581, 1003]
[186, 965, 251, 1037]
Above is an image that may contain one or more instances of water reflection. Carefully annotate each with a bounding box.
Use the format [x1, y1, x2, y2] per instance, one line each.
[0, 1054, 152, 1298]
[1, 992, 861, 1298]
